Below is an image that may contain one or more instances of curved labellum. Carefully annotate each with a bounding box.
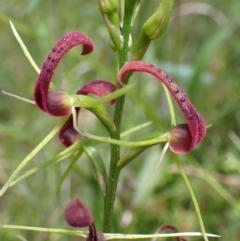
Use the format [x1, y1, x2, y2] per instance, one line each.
[119, 61, 206, 154]
[34, 31, 94, 114]
[59, 80, 116, 147]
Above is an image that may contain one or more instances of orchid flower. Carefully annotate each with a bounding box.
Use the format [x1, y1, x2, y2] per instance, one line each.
[34, 31, 116, 146]
[59, 80, 115, 147]
[34, 31, 94, 115]
[119, 61, 206, 154]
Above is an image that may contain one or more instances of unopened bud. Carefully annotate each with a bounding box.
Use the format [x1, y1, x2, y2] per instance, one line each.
[168, 124, 192, 154]
[98, 0, 118, 14]
[65, 197, 93, 228]
[142, 0, 173, 40]
[47, 91, 73, 116]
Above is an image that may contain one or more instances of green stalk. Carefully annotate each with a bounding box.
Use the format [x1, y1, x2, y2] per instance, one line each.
[103, 0, 138, 232]
[175, 155, 209, 241]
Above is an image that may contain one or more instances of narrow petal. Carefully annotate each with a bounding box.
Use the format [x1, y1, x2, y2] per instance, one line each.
[119, 61, 206, 153]
[59, 80, 116, 147]
[34, 31, 94, 114]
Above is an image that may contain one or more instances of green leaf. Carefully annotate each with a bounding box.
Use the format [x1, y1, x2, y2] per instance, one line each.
[9, 141, 82, 188]
[56, 149, 84, 194]
[81, 140, 108, 196]
[0, 121, 65, 196]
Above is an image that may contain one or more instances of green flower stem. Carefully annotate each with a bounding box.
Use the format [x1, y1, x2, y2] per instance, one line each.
[80, 131, 168, 147]
[130, 32, 151, 61]
[0, 121, 64, 197]
[118, 0, 138, 68]
[120, 121, 152, 138]
[174, 155, 209, 241]
[103, 0, 138, 232]
[117, 146, 149, 170]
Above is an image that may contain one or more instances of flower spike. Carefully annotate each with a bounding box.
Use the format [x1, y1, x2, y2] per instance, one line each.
[119, 61, 206, 154]
[34, 31, 94, 115]
[59, 80, 116, 147]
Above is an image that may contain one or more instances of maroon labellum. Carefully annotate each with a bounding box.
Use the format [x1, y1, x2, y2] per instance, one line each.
[119, 61, 206, 154]
[34, 31, 94, 116]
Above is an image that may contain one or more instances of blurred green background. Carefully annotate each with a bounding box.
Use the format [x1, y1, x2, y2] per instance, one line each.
[0, 0, 240, 240]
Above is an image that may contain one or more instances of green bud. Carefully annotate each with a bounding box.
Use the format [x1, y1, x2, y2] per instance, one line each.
[47, 91, 73, 117]
[142, 0, 173, 40]
[97, 0, 118, 14]
[102, 14, 122, 51]
[130, 0, 141, 27]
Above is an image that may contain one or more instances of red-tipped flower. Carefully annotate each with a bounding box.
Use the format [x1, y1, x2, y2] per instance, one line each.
[34, 31, 94, 116]
[119, 61, 206, 154]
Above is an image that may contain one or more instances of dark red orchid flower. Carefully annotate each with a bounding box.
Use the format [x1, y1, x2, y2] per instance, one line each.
[119, 61, 206, 154]
[34, 31, 116, 147]
[59, 80, 116, 147]
[34, 31, 94, 116]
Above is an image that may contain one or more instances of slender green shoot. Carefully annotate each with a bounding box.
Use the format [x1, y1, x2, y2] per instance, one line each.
[175, 155, 209, 241]
[72, 107, 168, 147]
[9, 142, 81, 187]
[0, 225, 220, 240]
[10, 20, 40, 74]
[2, 90, 35, 105]
[121, 121, 152, 138]
[0, 121, 64, 197]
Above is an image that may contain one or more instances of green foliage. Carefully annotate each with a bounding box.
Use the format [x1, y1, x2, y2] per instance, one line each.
[0, 0, 240, 240]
